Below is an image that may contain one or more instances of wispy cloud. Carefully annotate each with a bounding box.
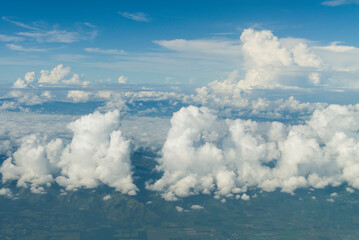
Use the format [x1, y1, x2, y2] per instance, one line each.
[322, 0, 359, 6]
[0, 34, 24, 42]
[2, 16, 41, 31]
[118, 12, 150, 22]
[6, 43, 47, 52]
[84, 47, 125, 55]
[2, 17, 98, 43]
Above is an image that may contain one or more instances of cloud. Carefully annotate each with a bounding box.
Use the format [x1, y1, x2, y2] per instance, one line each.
[13, 71, 35, 88]
[0, 134, 59, 193]
[0, 110, 137, 195]
[190, 204, 204, 210]
[0, 34, 24, 42]
[118, 75, 128, 84]
[322, 0, 359, 6]
[154, 39, 242, 57]
[103, 194, 112, 201]
[0, 188, 14, 198]
[39, 64, 71, 84]
[67, 90, 90, 103]
[2, 16, 41, 31]
[38, 64, 86, 85]
[84, 48, 125, 55]
[118, 12, 150, 22]
[147, 104, 359, 200]
[2, 16, 97, 43]
[6, 43, 47, 52]
[56, 110, 137, 194]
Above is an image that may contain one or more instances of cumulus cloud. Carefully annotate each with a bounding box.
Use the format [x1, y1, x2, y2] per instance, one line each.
[13, 71, 35, 88]
[0, 188, 14, 198]
[0, 134, 60, 193]
[0, 110, 137, 195]
[39, 64, 71, 84]
[56, 110, 137, 194]
[67, 90, 90, 103]
[118, 75, 128, 84]
[190, 204, 204, 210]
[147, 104, 359, 200]
[103, 194, 112, 201]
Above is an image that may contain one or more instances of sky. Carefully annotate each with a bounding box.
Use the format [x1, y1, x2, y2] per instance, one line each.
[1, 0, 359, 86]
[2, 0, 359, 203]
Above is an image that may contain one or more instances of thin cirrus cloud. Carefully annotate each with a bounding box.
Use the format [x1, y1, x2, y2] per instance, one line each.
[6, 43, 47, 52]
[0, 34, 24, 42]
[118, 11, 150, 22]
[322, 0, 359, 6]
[2, 16, 98, 43]
[84, 48, 125, 55]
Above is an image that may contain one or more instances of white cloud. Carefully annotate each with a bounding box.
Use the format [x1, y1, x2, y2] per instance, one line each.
[190, 204, 204, 210]
[56, 110, 137, 194]
[175, 206, 184, 212]
[0, 134, 59, 193]
[103, 194, 112, 201]
[13, 71, 35, 88]
[118, 12, 150, 22]
[154, 39, 242, 57]
[155, 28, 359, 89]
[322, 0, 359, 6]
[241, 193, 250, 200]
[308, 72, 321, 85]
[67, 90, 90, 103]
[84, 48, 125, 55]
[0, 188, 13, 198]
[3, 16, 97, 43]
[0, 110, 137, 195]
[39, 64, 71, 84]
[0, 34, 24, 42]
[6, 43, 47, 52]
[147, 104, 359, 200]
[118, 76, 128, 84]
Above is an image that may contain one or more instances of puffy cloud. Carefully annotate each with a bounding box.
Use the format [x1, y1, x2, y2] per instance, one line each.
[238, 29, 323, 89]
[147, 104, 359, 200]
[67, 90, 90, 103]
[0, 134, 60, 193]
[308, 72, 321, 85]
[13, 72, 35, 88]
[0, 110, 137, 195]
[103, 194, 112, 201]
[0, 188, 13, 198]
[176, 206, 184, 212]
[118, 75, 128, 84]
[190, 204, 204, 210]
[39, 64, 71, 84]
[55, 110, 137, 194]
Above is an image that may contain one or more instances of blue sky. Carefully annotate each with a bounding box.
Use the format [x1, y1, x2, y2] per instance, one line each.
[1, 0, 359, 85]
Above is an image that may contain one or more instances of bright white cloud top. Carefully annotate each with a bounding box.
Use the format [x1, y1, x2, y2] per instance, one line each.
[147, 104, 359, 200]
[0, 110, 137, 195]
